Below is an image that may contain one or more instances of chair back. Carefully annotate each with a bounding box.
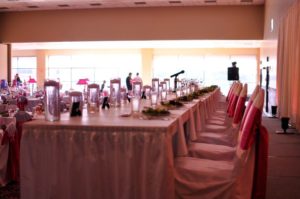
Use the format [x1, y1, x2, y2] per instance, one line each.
[227, 83, 242, 117]
[240, 85, 260, 131]
[226, 82, 237, 102]
[234, 89, 265, 199]
[232, 84, 248, 126]
[239, 89, 265, 151]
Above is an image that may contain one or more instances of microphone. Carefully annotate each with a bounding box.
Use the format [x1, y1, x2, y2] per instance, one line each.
[170, 70, 185, 78]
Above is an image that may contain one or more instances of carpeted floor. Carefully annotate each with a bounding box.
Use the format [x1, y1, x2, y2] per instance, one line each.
[263, 116, 300, 199]
[0, 116, 299, 199]
[0, 181, 19, 199]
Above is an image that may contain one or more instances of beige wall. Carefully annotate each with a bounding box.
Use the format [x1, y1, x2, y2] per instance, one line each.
[12, 47, 260, 88]
[0, 5, 264, 43]
[0, 44, 8, 80]
[264, 0, 297, 40]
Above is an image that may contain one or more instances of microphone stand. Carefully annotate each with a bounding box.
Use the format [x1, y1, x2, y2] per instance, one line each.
[170, 70, 184, 92]
[173, 75, 179, 92]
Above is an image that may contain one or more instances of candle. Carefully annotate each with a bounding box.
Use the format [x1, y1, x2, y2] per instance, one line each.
[151, 92, 158, 107]
[161, 91, 167, 101]
[131, 96, 140, 113]
[176, 89, 181, 98]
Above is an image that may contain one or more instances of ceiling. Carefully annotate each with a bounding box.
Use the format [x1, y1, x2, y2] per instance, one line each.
[0, 0, 265, 12]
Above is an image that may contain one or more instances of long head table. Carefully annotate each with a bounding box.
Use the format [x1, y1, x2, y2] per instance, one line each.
[20, 91, 218, 199]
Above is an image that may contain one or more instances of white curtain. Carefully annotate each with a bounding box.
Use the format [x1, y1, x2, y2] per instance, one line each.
[277, 0, 300, 130]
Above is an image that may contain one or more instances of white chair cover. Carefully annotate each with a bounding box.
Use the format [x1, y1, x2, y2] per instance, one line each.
[175, 90, 266, 199]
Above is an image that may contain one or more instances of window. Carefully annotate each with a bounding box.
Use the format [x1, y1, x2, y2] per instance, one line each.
[153, 54, 257, 95]
[11, 56, 37, 84]
[46, 53, 142, 92]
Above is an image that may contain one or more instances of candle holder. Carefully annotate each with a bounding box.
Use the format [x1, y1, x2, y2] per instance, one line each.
[110, 78, 121, 107]
[87, 83, 100, 113]
[151, 91, 158, 108]
[132, 82, 142, 97]
[44, 80, 60, 121]
[152, 78, 159, 93]
[131, 96, 141, 115]
[69, 91, 83, 117]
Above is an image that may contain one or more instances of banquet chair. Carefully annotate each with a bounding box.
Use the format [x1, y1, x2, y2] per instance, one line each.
[204, 82, 241, 122]
[212, 82, 238, 116]
[175, 89, 268, 199]
[188, 84, 249, 159]
[202, 83, 243, 132]
[209, 82, 238, 119]
[205, 83, 243, 126]
[188, 87, 262, 162]
[194, 85, 259, 147]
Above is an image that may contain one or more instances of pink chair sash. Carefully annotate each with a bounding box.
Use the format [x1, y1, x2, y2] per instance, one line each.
[232, 84, 248, 125]
[226, 82, 236, 101]
[240, 85, 260, 130]
[232, 96, 246, 125]
[240, 90, 264, 150]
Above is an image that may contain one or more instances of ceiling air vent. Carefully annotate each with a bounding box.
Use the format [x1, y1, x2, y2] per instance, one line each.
[241, 0, 253, 2]
[27, 5, 39, 9]
[169, 1, 182, 4]
[90, 3, 102, 6]
[134, 2, 146, 5]
[204, 0, 217, 3]
[57, 4, 70, 8]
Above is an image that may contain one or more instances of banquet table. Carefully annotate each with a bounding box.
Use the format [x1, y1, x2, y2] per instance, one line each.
[20, 91, 218, 199]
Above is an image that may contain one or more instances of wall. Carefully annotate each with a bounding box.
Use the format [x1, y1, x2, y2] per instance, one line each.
[261, 0, 297, 68]
[0, 5, 264, 42]
[264, 0, 297, 40]
[261, 0, 297, 66]
[0, 44, 8, 80]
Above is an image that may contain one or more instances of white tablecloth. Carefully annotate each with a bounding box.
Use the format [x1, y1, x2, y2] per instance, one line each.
[20, 91, 217, 199]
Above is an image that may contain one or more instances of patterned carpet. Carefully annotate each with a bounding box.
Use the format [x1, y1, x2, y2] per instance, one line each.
[0, 182, 20, 199]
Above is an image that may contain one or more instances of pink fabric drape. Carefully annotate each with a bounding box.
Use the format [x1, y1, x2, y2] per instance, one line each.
[277, 0, 300, 130]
